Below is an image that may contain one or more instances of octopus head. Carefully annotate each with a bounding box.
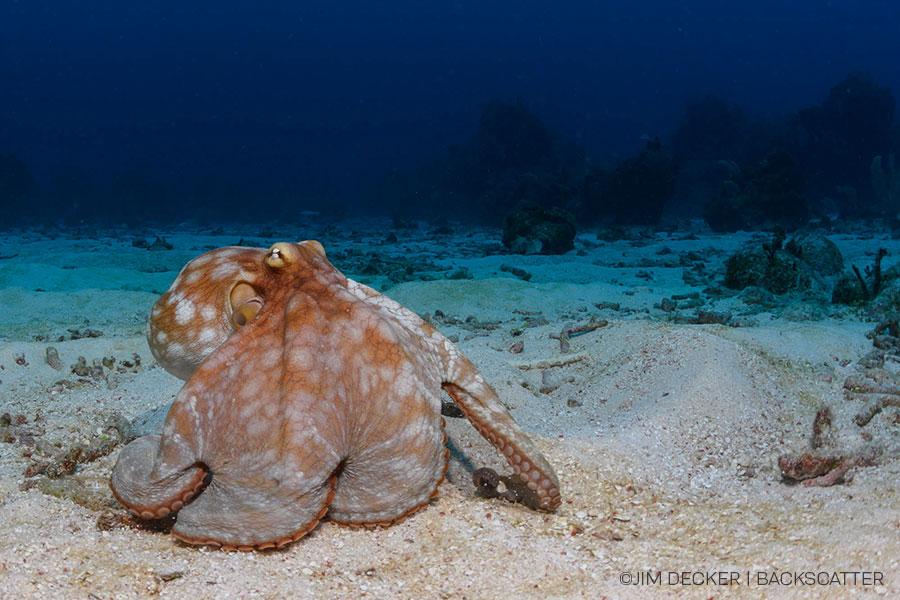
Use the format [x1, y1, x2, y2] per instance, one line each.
[146, 240, 328, 379]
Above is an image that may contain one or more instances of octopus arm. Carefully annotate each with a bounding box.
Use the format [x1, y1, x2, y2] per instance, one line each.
[110, 434, 210, 520]
[345, 278, 561, 509]
[111, 369, 220, 521]
[170, 472, 338, 551]
[441, 357, 561, 511]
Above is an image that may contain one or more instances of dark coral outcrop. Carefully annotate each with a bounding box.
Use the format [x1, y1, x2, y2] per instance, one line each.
[502, 206, 576, 255]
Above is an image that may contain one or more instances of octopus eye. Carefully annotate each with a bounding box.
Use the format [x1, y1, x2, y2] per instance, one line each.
[265, 242, 302, 269]
[231, 300, 261, 328]
[229, 282, 262, 329]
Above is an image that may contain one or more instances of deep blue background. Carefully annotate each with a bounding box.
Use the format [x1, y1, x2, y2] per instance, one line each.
[2, 1, 898, 213]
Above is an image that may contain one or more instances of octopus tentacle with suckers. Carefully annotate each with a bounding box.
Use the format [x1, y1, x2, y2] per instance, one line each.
[110, 240, 561, 550]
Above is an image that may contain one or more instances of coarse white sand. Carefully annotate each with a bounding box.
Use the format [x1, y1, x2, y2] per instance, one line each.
[0, 222, 897, 599]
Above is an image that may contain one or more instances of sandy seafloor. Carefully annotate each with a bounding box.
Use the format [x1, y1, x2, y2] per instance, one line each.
[0, 219, 898, 599]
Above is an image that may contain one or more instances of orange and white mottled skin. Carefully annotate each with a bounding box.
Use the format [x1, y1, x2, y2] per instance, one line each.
[110, 240, 561, 550]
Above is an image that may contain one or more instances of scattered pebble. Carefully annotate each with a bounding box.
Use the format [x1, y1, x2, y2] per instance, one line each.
[148, 236, 174, 251]
[45, 347, 63, 371]
[499, 264, 532, 281]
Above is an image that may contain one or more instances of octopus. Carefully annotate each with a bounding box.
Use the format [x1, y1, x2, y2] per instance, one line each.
[111, 241, 561, 550]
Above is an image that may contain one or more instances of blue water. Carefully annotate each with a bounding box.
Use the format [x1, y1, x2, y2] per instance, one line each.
[1, 1, 898, 227]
